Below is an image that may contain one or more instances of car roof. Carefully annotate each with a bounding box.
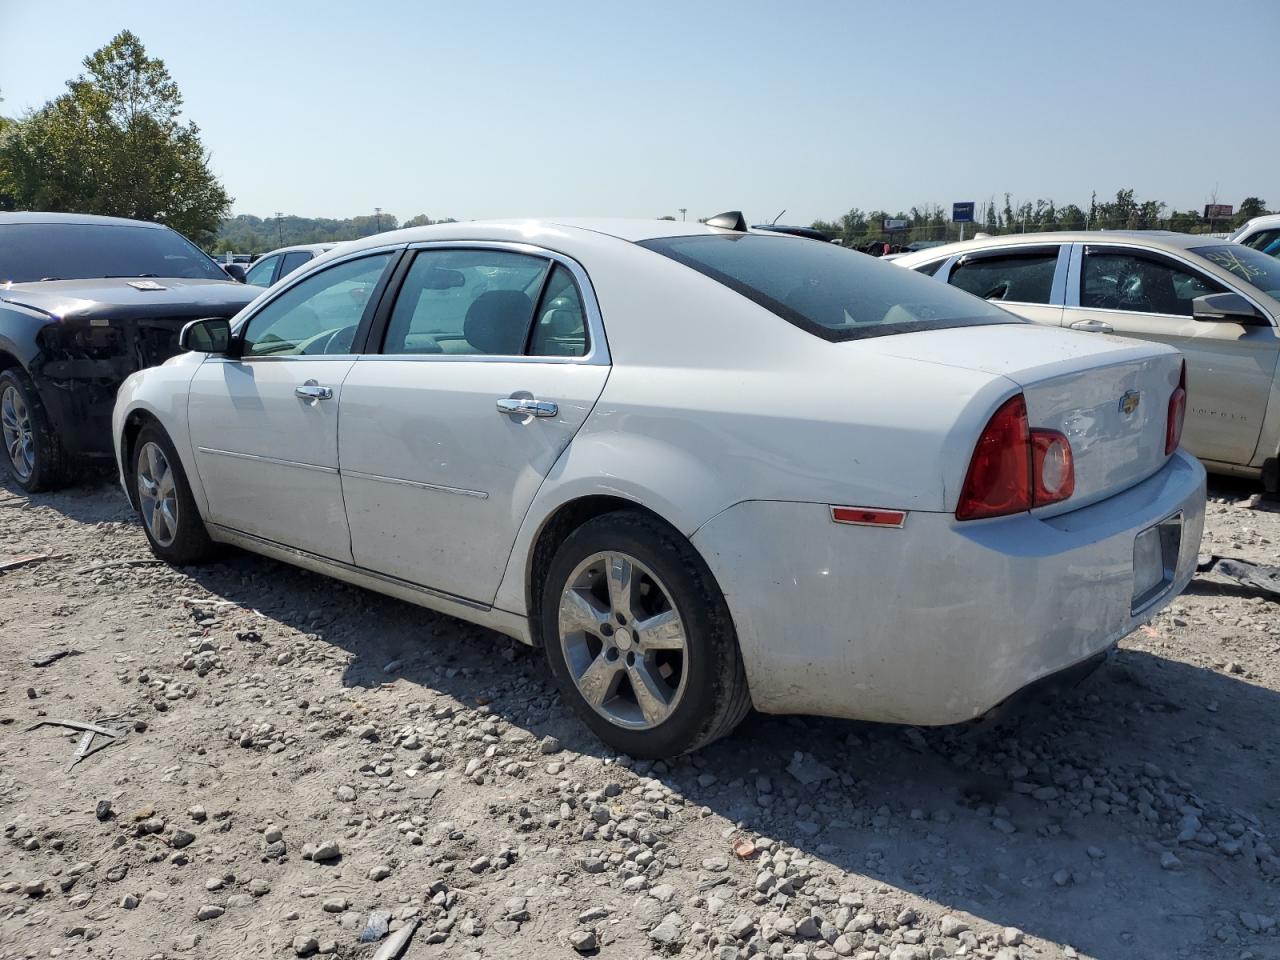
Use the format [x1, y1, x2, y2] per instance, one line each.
[1233, 214, 1280, 235]
[895, 230, 1233, 264]
[330, 218, 757, 257]
[0, 211, 168, 229]
[259, 243, 338, 257]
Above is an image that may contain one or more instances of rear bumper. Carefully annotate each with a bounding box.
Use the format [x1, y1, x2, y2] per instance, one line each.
[691, 449, 1206, 725]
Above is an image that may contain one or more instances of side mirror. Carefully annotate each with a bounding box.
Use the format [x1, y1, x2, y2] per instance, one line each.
[179, 317, 232, 354]
[1193, 292, 1265, 324]
[223, 263, 248, 283]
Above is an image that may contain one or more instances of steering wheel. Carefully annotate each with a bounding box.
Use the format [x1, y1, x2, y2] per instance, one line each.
[320, 325, 357, 355]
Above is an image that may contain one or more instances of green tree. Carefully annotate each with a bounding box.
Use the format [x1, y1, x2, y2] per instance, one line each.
[0, 31, 230, 243]
[1058, 204, 1086, 231]
[1235, 197, 1269, 227]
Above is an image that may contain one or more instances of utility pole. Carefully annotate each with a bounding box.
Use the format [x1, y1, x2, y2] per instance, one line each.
[374, 207, 383, 232]
[275, 211, 283, 246]
[678, 208, 687, 222]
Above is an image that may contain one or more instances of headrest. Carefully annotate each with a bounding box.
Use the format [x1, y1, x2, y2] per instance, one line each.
[463, 290, 534, 355]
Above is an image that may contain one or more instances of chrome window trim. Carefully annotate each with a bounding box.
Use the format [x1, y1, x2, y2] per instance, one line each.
[1066, 240, 1277, 326]
[367, 240, 610, 366]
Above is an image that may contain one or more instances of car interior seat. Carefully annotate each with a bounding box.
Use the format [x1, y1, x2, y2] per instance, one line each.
[463, 290, 535, 355]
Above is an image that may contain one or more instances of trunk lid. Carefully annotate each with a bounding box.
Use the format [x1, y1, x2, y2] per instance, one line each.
[858, 324, 1183, 510]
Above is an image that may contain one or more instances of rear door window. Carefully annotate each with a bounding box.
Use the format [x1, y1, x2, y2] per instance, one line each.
[381, 249, 550, 356]
[947, 249, 1059, 304]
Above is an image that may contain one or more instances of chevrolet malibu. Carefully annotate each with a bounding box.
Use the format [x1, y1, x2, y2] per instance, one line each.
[112, 218, 1206, 757]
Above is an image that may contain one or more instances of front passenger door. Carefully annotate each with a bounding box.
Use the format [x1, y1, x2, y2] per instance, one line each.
[188, 252, 396, 559]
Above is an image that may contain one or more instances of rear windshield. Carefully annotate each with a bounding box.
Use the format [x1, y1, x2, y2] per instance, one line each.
[1192, 244, 1280, 301]
[0, 222, 227, 284]
[638, 234, 1017, 341]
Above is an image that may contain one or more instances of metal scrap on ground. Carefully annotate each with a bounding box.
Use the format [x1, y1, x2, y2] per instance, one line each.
[26, 717, 127, 772]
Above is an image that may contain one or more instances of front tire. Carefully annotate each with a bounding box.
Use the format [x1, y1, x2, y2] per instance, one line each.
[541, 511, 751, 758]
[130, 424, 216, 565]
[0, 368, 76, 492]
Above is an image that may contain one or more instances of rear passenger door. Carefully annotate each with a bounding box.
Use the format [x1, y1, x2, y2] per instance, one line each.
[938, 245, 1066, 327]
[338, 244, 610, 604]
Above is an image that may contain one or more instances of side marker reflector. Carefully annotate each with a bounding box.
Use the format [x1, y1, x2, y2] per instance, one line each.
[830, 506, 906, 528]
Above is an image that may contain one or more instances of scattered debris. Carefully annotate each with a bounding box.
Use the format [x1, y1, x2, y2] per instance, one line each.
[1197, 555, 1280, 600]
[72, 558, 166, 575]
[26, 718, 126, 772]
[29, 647, 81, 668]
[369, 920, 417, 960]
[0, 553, 50, 572]
[359, 910, 391, 943]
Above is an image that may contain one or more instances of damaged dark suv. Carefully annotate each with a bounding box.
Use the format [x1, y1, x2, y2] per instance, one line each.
[0, 212, 259, 491]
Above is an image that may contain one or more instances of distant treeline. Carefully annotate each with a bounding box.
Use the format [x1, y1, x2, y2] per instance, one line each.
[809, 190, 1272, 247]
[213, 189, 1274, 254]
[212, 213, 456, 254]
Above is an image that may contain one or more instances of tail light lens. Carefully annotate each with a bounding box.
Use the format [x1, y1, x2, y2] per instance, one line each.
[1165, 360, 1186, 455]
[957, 394, 1076, 521]
[956, 395, 1031, 520]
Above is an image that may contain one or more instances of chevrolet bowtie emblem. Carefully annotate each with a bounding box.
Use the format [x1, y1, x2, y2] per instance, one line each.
[1119, 390, 1141, 415]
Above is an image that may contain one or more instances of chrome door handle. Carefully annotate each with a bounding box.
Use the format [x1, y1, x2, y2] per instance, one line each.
[1070, 319, 1114, 334]
[496, 397, 558, 418]
[295, 383, 333, 401]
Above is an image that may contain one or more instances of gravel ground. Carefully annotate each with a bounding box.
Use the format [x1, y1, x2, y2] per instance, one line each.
[1, 472, 1278, 960]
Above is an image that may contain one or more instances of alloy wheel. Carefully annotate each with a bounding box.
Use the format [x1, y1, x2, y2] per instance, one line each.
[557, 551, 689, 730]
[0, 384, 35, 480]
[136, 441, 179, 548]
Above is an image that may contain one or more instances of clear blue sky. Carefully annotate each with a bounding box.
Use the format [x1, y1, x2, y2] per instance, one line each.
[1, 0, 1274, 225]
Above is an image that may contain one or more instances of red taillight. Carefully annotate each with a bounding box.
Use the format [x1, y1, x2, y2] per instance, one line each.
[956, 394, 1075, 521]
[1165, 360, 1186, 455]
[956, 395, 1032, 520]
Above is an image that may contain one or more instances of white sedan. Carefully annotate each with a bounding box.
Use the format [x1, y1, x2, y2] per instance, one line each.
[112, 217, 1206, 757]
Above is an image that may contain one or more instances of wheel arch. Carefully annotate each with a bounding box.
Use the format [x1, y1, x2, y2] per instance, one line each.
[516, 494, 733, 648]
[119, 408, 163, 509]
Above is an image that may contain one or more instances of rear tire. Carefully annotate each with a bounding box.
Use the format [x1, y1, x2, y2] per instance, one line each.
[540, 510, 751, 758]
[0, 368, 77, 492]
[130, 423, 217, 565]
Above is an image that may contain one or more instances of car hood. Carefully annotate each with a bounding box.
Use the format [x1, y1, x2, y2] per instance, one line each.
[0, 277, 258, 321]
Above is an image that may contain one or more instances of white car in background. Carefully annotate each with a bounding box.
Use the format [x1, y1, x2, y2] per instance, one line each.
[243, 243, 340, 288]
[897, 233, 1280, 492]
[113, 218, 1205, 757]
[1231, 214, 1280, 259]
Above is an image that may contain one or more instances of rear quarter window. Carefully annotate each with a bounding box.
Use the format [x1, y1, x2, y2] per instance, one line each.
[639, 234, 1016, 342]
